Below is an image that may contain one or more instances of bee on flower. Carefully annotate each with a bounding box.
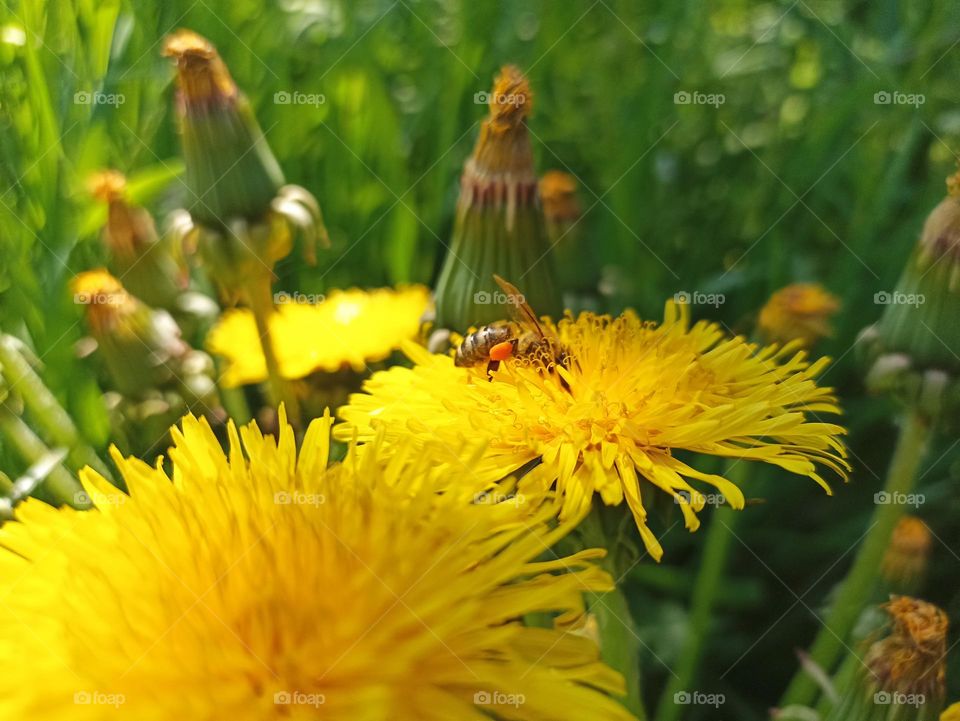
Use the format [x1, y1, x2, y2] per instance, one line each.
[339, 300, 849, 560]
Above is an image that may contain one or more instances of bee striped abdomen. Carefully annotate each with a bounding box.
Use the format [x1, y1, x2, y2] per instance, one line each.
[455, 324, 514, 367]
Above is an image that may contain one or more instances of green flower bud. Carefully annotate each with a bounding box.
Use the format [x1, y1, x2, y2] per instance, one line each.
[163, 31, 328, 309]
[71, 270, 218, 420]
[90, 170, 185, 311]
[434, 65, 562, 331]
[163, 30, 283, 227]
[861, 171, 960, 423]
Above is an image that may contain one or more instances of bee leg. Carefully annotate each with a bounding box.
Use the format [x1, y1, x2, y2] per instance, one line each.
[485, 359, 501, 379]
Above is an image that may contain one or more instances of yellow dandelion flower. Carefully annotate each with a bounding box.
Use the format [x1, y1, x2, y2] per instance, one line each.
[337, 304, 849, 560]
[758, 283, 840, 347]
[207, 285, 430, 386]
[0, 409, 635, 720]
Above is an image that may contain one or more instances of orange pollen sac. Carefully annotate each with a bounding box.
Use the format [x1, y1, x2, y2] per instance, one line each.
[489, 341, 515, 361]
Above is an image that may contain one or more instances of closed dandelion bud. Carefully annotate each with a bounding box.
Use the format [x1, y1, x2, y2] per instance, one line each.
[758, 283, 840, 347]
[71, 270, 188, 396]
[880, 516, 932, 594]
[877, 174, 960, 368]
[89, 170, 184, 310]
[862, 172, 960, 421]
[434, 65, 561, 331]
[163, 31, 328, 303]
[825, 597, 947, 721]
[163, 30, 283, 227]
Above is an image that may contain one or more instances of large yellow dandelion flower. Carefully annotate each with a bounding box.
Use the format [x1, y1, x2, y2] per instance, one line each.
[207, 285, 430, 386]
[337, 304, 849, 560]
[0, 409, 635, 720]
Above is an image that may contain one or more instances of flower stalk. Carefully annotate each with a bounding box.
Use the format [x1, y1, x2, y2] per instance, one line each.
[0, 399, 88, 508]
[246, 273, 301, 427]
[654, 480, 743, 721]
[781, 409, 931, 708]
[578, 506, 647, 721]
[0, 335, 112, 480]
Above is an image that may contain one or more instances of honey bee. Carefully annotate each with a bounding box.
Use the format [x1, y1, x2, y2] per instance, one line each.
[455, 275, 570, 377]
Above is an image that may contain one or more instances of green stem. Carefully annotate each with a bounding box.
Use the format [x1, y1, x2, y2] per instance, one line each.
[654, 502, 741, 721]
[0, 335, 112, 480]
[0, 401, 89, 508]
[780, 409, 931, 708]
[213, 352, 252, 425]
[246, 275, 302, 429]
[580, 506, 648, 720]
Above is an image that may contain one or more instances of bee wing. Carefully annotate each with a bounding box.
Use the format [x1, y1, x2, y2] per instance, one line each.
[493, 274, 546, 339]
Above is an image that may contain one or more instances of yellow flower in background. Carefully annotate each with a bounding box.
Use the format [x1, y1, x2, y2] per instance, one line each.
[758, 283, 840, 347]
[0, 409, 635, 721]
[943, 702, 960, 720]
[338, 304, 849, 560]
[207, 285, 430, 386]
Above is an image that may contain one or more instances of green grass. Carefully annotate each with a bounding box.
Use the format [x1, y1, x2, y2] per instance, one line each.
[2, 1, 960, 717]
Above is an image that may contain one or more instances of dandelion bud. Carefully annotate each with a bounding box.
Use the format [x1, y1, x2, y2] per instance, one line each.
[71, 270, 184, 394]
[860, 173, 960, 422]
[874, 171, 960, 370]
[89, 170, 184, 310]
[758, 283, 840, 347]
[825, 596, 947, 721]
[881, 516, 933, 593]
[163, 30, 328, 325]
[880, 517, 932, 594]
[434, 65, 561, 331]
[71, 270, 188, 397]
[163, 30, 283, 227]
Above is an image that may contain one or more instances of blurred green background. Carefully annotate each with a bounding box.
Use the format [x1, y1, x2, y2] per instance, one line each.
[1, 0, 959, 717]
